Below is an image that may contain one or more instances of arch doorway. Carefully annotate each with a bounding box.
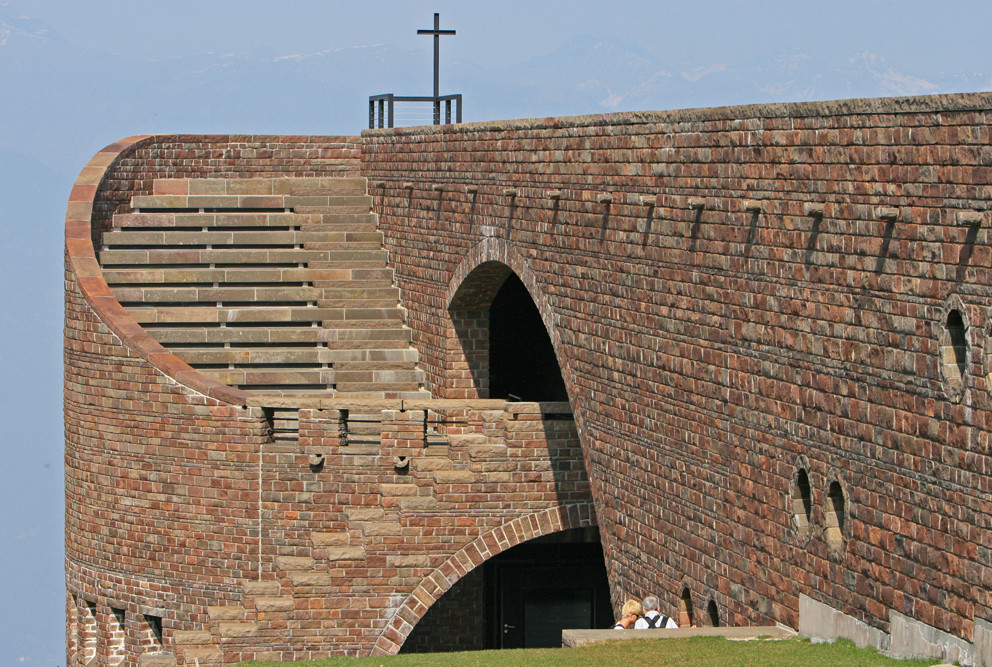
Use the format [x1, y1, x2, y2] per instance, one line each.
[401, 527, 612, 652]
[448, 264, 567, 401]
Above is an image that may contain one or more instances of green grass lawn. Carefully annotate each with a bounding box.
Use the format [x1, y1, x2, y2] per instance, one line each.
[239, 637, 942, 667]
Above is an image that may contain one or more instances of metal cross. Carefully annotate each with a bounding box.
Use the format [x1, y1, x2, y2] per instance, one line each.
[417, 12, 456, 101]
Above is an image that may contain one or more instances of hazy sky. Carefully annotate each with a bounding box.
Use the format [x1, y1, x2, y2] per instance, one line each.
[2, 1, 990, 664]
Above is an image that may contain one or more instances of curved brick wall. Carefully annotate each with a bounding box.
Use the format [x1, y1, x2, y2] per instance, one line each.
[363, 93, 992, 650]
[65, 135, 594, 664]
[64, 136, 353, 663]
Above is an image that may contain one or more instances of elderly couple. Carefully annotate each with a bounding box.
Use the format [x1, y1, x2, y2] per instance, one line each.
[613, 595, 679, 630]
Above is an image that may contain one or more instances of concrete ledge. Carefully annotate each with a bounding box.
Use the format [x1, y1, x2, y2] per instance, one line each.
[561, 624, 796, 648]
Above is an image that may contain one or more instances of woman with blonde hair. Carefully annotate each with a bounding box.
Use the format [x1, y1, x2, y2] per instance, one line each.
[613, 598, 643, 629]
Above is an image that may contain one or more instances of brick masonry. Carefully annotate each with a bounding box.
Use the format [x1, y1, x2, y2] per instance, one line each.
[65, 92, 992, 664]
[362, 92, 992, 643]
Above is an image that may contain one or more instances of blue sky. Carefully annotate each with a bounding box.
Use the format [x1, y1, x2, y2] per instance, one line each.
[1, 1, 990, 664]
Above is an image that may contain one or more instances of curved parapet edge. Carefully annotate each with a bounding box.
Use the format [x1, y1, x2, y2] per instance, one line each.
[64, 135, 250, 407]
[371, 501, 597, 655]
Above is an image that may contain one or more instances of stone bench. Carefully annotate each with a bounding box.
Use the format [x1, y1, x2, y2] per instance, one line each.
[561, 624, 798, 648]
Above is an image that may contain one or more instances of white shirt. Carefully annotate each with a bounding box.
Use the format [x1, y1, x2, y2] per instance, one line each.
[635, 610, 679, 629]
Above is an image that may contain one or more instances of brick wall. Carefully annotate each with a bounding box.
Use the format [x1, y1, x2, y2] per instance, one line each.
[65, 132, 594, 663]
[362, 93, 992, 642]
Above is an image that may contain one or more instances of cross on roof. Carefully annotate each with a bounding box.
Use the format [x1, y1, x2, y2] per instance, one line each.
[417, 12, 456, 99]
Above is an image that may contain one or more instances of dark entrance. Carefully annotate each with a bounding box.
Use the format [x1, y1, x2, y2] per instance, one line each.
[484, 527, 612, 649]
[401, 528, 612, 653]
[489, 274, 568, 402]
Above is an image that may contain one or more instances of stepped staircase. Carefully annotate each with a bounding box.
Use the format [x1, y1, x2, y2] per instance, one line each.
[99, 176, 450, 664]
[99, 177, 430, 400]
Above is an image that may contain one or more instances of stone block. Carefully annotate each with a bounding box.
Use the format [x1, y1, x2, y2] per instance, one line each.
[217, 621, 259, 638]
[397, 496, 439, 511]
[388, 554, 431, 568]
[345, 507, 385, 521]
[361, 521, 403, 536]
[173, 629, 212, 644]
[288, 571, 333, 587]
[434, 470, 476, 484]
[275, 555, 316, 571]
[178, 647, 223, 665]
[325, 546, 367, 561]
[253, 596, 295, 612]
[206, 605, 245, 621]
[311, 531, 350, 546]
[139, 654, 178, 667]
[242, 581, 281, 597]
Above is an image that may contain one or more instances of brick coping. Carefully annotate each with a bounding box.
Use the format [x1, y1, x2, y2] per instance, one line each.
[363, 91, 992, 137]
[65, 135, 251, 407]
[561, 624, 798, 647]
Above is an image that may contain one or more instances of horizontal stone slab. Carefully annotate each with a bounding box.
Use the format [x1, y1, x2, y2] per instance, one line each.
[561, 625, 797, 648]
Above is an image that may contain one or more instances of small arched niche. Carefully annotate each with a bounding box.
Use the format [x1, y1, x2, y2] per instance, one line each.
[791, 467, 813, 544]
[679, 587, 695, 628]
[706, 599, 720, 627]
[824, 480, 847, 557]
[938, 300, 969, 402]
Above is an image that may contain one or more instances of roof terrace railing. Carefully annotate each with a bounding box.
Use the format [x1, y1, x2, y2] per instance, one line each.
[369, 94, 463, 129]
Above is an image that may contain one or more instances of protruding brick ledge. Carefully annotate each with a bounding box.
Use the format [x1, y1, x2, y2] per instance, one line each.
[65, 136, 252, 408]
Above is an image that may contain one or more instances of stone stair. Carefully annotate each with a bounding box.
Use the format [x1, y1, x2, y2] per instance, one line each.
[100, 177, 430, 399]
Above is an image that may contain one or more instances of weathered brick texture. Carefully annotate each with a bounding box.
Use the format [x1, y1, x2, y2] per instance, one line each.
[362, 93, 992, 643]
[66, 92, 992, 664]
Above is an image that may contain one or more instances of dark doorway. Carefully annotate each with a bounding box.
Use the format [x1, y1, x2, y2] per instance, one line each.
[401, 527, 611, 653]
[489, 274, 568, 402]
[485, 527, 612, 649]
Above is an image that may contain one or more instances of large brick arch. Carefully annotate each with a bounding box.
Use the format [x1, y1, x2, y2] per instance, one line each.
[372, 501, 597, 655]
[443, 236, 574, 400]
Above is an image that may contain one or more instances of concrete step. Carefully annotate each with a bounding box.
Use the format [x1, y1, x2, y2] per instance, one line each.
[102, 230, 348, 247]
[127, 305, 341, 325]
[199, 367, 335, 386]
[114, 211, 319, 228]
[322, 328, 412, 342]
[335, 381, 424, 393]
[172, 347, 333, 366]
[132, 194, 287, 210]
[148, 326, 326, 345]
[103, 267, 315, 285]
[112, 285, 323, 304]
[99, 248, 386, 266]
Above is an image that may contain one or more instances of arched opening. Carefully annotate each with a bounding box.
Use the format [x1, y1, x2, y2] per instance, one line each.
[489, 274, 568, 401]
[447, 263, 567, 401]
[679, 588, 695, 628]
[401, 527, 611, 652]
[706, 599, 720, 627]
[792, 468, 813, 542]
[941, 308, 968, 397]
[825, 480, 847, 554]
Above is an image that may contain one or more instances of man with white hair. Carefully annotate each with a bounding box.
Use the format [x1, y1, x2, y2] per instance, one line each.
[635, 595, 679, 629]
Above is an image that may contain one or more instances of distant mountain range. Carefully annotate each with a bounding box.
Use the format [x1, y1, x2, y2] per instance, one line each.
[3, 7, 989, 157]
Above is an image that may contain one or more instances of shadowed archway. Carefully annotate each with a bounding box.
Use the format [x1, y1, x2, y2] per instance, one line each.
[371, 502, 598, 655]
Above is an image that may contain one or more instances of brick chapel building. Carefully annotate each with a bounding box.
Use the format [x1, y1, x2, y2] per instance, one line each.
[66, 93, 992, 665]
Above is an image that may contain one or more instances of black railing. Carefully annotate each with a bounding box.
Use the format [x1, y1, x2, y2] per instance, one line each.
[368, 94, 463, 129]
